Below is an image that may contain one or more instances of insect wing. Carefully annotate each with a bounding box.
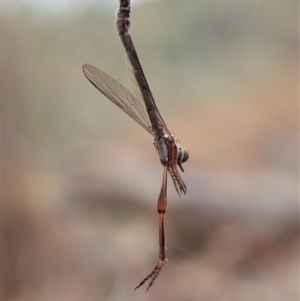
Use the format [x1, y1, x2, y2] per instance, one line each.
[83, 64, 154, 135]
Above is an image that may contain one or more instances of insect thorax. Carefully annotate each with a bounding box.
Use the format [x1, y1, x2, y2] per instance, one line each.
[154, 134, 182, 165]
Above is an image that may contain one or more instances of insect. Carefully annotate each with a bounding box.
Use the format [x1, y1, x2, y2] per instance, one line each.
[83, 0, 188, 291]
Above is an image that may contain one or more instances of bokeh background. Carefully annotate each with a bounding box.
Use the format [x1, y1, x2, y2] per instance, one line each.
[1, 0, 298, 300]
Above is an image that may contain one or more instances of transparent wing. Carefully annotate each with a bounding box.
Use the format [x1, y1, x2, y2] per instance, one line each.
[125, 56, 172, 136]
[83, 64, 154, 135]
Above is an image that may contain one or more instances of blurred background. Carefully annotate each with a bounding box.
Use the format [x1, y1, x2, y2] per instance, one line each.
[1, 0, 298, 300]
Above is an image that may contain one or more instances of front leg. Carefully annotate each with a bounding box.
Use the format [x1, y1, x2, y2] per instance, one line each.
[167, 140, 187, 195]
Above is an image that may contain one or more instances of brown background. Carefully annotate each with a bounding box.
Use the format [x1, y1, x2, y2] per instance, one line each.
[1, 0, 298, 300]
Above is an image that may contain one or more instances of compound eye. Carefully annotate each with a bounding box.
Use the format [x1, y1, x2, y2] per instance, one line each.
[178, 148, 189, 172]
[181, 149, 189, 163]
